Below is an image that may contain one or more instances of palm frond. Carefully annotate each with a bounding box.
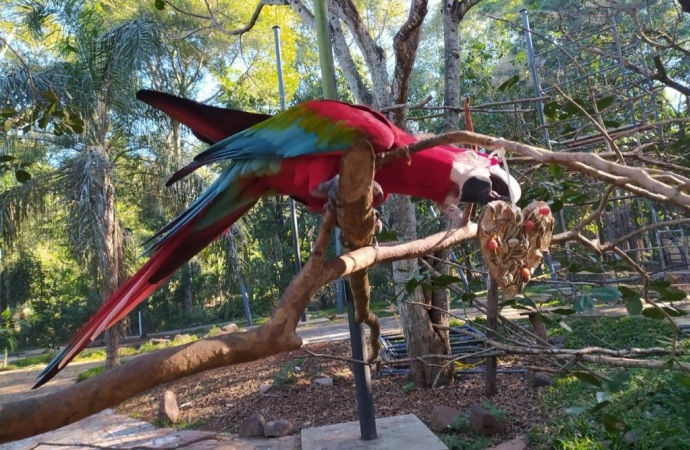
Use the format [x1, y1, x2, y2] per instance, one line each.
[0, 173, 53, 249]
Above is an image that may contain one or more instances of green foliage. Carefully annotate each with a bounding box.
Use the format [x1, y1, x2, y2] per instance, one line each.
[76, 365, 105, 382]
[272, 357, 305, 387]
[531, 317, 690, 449]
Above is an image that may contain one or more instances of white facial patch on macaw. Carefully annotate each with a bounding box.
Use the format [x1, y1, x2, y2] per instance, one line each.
[446, 159, 491, 205]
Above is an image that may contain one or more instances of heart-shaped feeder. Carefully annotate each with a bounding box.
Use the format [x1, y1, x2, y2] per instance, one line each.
[478, 200, 555, 299]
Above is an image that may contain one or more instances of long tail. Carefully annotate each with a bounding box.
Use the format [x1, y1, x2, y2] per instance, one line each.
[136, 90, 271, 145]
[34, 169, 265, 388]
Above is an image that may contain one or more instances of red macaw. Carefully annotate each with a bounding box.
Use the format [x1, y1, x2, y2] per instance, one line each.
[34, 90, 521, 388]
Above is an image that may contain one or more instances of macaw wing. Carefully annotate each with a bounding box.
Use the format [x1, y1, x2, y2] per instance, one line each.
[167, 100, 398, 185]
[136, 90, 271, 144]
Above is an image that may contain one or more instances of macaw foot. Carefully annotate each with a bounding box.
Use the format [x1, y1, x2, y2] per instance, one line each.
[314, 176, 385, 211]
[439, 203, 476, 228]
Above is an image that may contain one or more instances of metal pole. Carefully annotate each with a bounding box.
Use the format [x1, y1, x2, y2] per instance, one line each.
[313, 0, 338, 99]
[240, 278, 253, 326]
[138, 310, 142, 337]
[274, 25, 307, 322]
[335, 237, 345, 314]
[522, 9, 557, 280]
[345, 280, 378, 440]
[313, 0, 376, 440]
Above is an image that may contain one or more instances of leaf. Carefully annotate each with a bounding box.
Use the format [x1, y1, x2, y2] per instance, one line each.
[641, 307, 665, 320]
[376, 229, 398, 243]
[596, 96, 616, 111]
[402, 381, 415, 393]
[497, 74, 520, 92]
[625, 296, 643, 315]
[661, 306, 687, 317]
[516, 297, 537, 309]
[650, 280, 671, 290]
[618, 286, 638, 299]
[0, 108, 17, 117]
[574, 294, 595, 312]
[601, 413, 626, 433]
[550, 198, 564, 213]
[606, 370, 631, 392]
[659, 289, 688, 302]
[674, 374, 690, 389]
[565, 406, 586, 415]
[559, 320, 572, 332]
[548, 163, 565, 179]
[533, 313, 556, 326]
[590, 400, 610, 414]
[591, 287, 622, 303]
[543, 101, 559, 120]
[432, 274, 465, 288]
[596, 391, 611, 403]
[552, 308, 577, 316]
[0, 155, 16, 162]
[573, 371, 603, 388]
[603, 120, 620, 128]
[15, 169, 31, 184]
[155, 0, 166, 10]
[4, 119, 14, 131]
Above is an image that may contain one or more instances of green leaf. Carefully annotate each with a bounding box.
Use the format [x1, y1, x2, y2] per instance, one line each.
[15, 169, 31, 184]
[517, 297, 537, 309]
[596, 391, 610, 403]
[559, 320, 572, 332]
[462, 292, 477, 302]
[543, 101, 559, 120]
[650, 280, 671, 290]
[432, 274, 464, 288]
[550, 198, 564, 213]
[603, 120, 620, 128]
[155, 0, 166, 10]
[533, 313, 556, 326]
[565, 406, 586, 415]
[625, 296, 643, 315]
[402, 381, 415, 393]
[376, 229, 398, 243]
[641, 307, 665, 320]
[606, 370, 631, 392]
[552, 308, 577, 316]
[574, 294, 595, 312]
[573, 371, 603, 388]
[674, 374, 690, 389]
[661, 306, 687, 317]
[0, 155, 16, 163]
[497, 74, 520, 92]
[548, 163, 565, 179]
[0, 108, 17, 117]
[618, 286, 638, 299]
[601, 413, 626, 434]
[659, 289, 688, 302]
[4, 119, 14, 131]
[591, 287, 622, 303]
[590, 400, 610, 414]
[596, 96, 616, 111]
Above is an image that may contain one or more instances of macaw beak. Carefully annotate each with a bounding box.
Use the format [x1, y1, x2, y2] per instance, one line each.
[458, 165, 521, 205]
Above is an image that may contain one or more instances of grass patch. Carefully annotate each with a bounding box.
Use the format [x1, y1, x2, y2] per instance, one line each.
[153, 418, 207, 430]
[0, 351, 54, 371]
[76, 365, 105, 382]
[530, 316, 690, 449]
[273, 357, 306, 387]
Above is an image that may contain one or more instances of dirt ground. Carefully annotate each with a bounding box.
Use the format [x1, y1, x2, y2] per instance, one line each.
[117, 340, 545, 445]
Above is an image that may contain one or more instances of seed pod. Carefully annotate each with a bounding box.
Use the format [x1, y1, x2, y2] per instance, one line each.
[525, 219, 535, 231]
[487, 239, 499, 251]
[520, 267, 531, 279]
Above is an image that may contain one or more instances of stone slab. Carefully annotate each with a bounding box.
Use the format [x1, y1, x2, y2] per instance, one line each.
[300, 414, 447, 450]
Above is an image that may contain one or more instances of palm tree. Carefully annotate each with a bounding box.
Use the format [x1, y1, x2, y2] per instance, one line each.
[0, 0, 163, 369]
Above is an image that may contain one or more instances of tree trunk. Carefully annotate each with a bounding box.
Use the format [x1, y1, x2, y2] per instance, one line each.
[180, 262, 193, 311]
[102, 159, 126, 371]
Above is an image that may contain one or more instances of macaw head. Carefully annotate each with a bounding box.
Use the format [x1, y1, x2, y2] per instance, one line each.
[448, 151, 522, 206]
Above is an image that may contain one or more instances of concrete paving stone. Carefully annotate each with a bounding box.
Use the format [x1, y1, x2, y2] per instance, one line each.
[300, 414, 447, 450]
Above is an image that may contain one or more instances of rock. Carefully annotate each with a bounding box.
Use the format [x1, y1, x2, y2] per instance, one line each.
[548, 335, 566, 346]
[259, 383, 272, 394]
[328, 314, 338, 321]
[149, 338, 170, 345]
[430, 405, 462, 432]
[487, 436, 527, 450]
[314, 377, 333, 386]
[221, 322, 239, 333]
[173, 334, 191, 342]
[264, 419, 294, 437]
[469, 404, 503, 436]
[525, 370, 554, 388]
[238, 413, 266, 438]
[623, 430, 637, 444]
[158, 390, 179, 424]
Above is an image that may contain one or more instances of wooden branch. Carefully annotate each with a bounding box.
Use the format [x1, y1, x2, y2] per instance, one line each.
[335, 141, 381, 362]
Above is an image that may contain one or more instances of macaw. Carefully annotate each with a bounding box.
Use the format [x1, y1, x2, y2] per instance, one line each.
[34, 90, 521, 388]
